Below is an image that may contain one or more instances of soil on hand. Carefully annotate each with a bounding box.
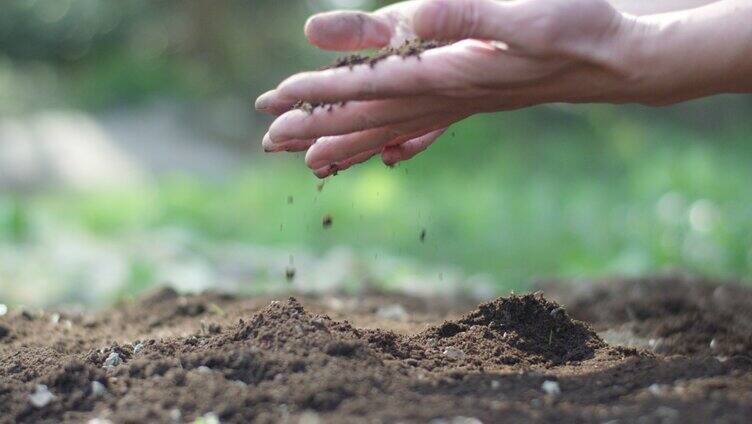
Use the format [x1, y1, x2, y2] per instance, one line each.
[294, 39, 447, 114]
[2, 277, 752, 423]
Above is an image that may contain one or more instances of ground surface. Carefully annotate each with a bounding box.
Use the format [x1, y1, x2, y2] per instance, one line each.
[1, 276, 751, 423]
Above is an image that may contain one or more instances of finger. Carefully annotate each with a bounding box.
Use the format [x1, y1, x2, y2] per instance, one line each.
[381, 128, 446, 166]
[267, 96, 457, 143]
[413, 0, 535, 43]
[276, 40, 539, 103]
[305, 113, 463, 170]
[255, 89, 297, 115]
[305, 11, 392, 51]
[312, 148, 381, 178]
[413, 0, 622, 64]
[262, 132, 315, 153]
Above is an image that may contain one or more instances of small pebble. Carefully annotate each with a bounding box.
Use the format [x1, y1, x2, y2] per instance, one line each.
[50, 313, 61, 324]
[87, 419, 113, 424]
[91, 381, 107, 398]
[169, 408, 182, 423]
[298, 411, 322, 424]
[0, 304, 7, 316]
[648, 383, 668, 396]
[29, 384, 55, 408]
[196, 366, 212, 374]
[133, 342, 145, 355]
[541, 380, 561, 396]
[103, 352, 122, 368]
[709, 338, 718, 350]
[442, 347, 466, 360]
[198, 412, 220, 424]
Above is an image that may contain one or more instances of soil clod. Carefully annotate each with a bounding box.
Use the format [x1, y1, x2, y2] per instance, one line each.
[294, 39, 447, 114]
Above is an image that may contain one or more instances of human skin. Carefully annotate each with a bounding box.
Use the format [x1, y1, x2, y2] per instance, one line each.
[255, 0, 752, 178]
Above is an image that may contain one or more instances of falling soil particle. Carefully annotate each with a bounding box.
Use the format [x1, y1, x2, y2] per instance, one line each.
[322, 214, 333, 229]
[2, 279, 752, 423]
[295, 39, 447, 114]
[419, 228, 427, 242]
[285, 267, 296, 282]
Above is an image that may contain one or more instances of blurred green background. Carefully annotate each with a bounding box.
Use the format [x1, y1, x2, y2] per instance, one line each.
[1, 0, 751, 307]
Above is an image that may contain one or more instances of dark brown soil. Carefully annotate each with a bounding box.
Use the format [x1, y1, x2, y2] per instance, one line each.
[547, 275, 752, 357]
[294, 39, 447, 114]
[2, 277, 752, 423]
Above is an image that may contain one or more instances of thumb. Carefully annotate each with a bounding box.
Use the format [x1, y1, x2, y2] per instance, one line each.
[413, 0, 519, 41]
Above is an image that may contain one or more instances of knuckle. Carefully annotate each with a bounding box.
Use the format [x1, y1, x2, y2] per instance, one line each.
[523, 10, 564, 53]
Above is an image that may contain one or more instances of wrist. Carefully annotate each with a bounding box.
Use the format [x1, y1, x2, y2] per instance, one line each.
[619, 2, 752, 105]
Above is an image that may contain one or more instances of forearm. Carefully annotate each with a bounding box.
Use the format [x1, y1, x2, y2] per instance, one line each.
[627, 0, 752, 104]
[610, 0, 720, 15]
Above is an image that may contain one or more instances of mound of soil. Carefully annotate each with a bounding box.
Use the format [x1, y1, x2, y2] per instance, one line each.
[2, 279, 752, 423]
[294, 39, 447, 113]
[376, 294, 612, 371]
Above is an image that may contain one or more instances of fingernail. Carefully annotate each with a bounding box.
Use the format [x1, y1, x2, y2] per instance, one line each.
[255, 90, 274, 111]
[313, 165, 332, 178]
[262, 132, 289, 152]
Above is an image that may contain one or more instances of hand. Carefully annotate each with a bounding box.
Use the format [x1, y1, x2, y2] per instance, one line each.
[254, 0, 672, 177]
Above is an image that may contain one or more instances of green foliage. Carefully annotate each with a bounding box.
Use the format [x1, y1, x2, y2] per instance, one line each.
[31, 107, 752, 292]
[0, 198, 30, 243]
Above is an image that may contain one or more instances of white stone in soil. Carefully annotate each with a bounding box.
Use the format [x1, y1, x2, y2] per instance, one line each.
[103, 352, 122, 368]
[541, 380, 561, 396]
[169, 408, 182, 423]
[29, 384, 55, 408]
[648, 383, 669, 396]
[198, 412, 220, 424]
[91, 381, 107, 397]
[298, 411, 322, 424]
[442, 347, 466, 360]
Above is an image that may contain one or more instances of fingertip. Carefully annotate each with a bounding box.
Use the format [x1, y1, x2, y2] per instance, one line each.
[304, 11, 391, 51]
[262, 132, 275, 152]
[255, 89, 296, 115]
[313, 166, 331, 179]
[255, 90, 275, 111]
[304, 14, 325, 46]
[380, 146, 400, 166]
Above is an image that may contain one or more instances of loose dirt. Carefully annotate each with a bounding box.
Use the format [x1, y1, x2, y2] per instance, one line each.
[294, 39, 447, 114]
[2, 277, 751, 423]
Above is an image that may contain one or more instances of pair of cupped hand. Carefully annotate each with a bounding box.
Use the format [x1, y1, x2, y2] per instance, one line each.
[255, 0, 650, 178]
